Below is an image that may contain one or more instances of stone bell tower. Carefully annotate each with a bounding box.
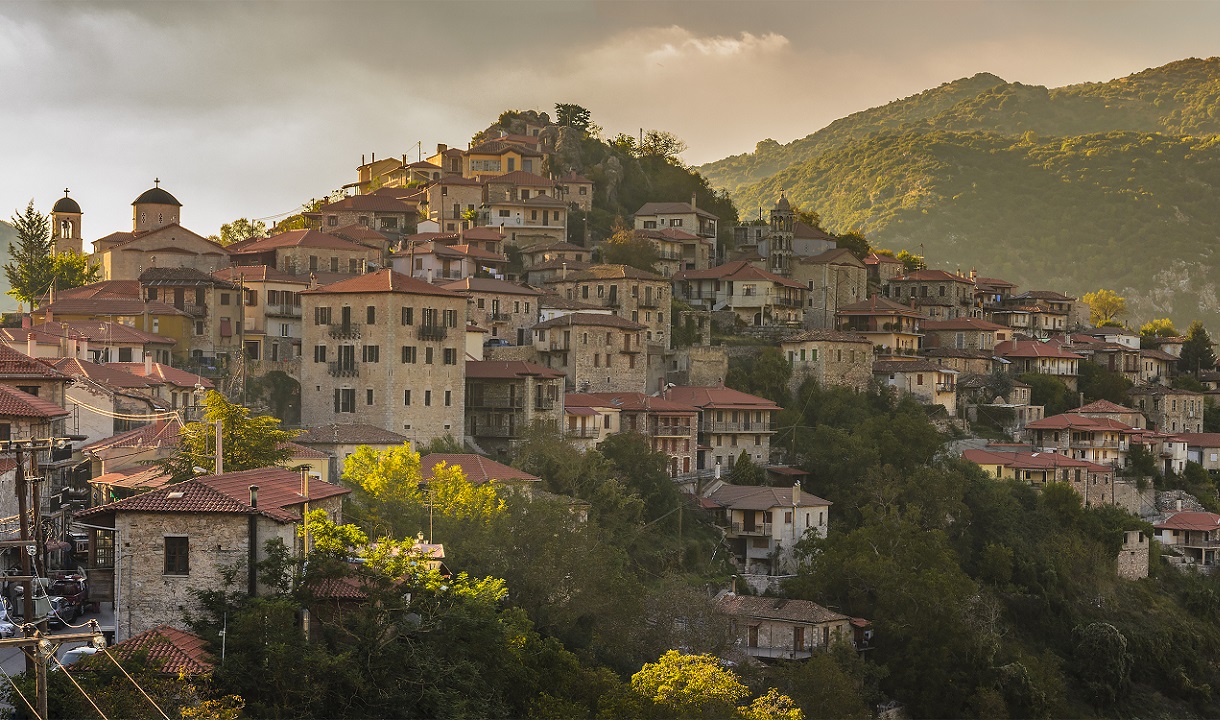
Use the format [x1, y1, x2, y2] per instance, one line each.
[50, 189, 83, 255]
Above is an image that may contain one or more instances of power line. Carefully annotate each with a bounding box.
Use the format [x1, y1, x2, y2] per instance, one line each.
[101, 647, 170, 720]
[0, 652, 39, 719]
[51, 653, 109, 720]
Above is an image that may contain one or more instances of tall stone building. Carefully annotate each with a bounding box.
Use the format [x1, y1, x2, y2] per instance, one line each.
[300, 269, 467, 446]
[51, 190, 84, 255]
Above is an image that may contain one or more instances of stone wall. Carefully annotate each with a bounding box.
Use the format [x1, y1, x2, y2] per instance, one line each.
[1117, 530, 1150, 580]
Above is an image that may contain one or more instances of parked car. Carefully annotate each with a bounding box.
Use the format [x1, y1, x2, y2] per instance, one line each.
[57, 645, 99, 669]
[483, 338, 511, 348]
[49, 573, 88, 622]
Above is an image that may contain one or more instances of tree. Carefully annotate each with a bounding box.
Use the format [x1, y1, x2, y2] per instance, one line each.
[1081, 289, 1127, 327]
[795, 208, 821, 229]
[630, 650, 750, 718]
[1078, 361, 1132, 405]
[4, 200, 55, 308]
[1018, 373, 1074, 415]
[1072, 622, 1133, 707]
[895, 249, 925, 273]
[836, 230, 871, 259]
[601, 220, 660, 273]
[555, 103, 592, 131]
[638, 130, 688, 161]
[210, 218, 268, 246]
[50, 250, 99, 292]
[1180, 320, 1216, 376]
[157, 390, 298, 482]
[729, 450, 764, 486]
[1139, 317, 1179, 337]
[461, 207, 480, 228]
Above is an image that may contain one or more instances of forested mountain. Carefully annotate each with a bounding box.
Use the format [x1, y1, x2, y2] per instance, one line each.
[700, 58, 1220, 327]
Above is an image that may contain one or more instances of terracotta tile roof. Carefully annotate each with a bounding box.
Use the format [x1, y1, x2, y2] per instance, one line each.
[302, 269, 463, 297]
[330, 225, 392, 247]
[0, 345, 69, 380]
[460, 227, 506, 241]
[633, 201, 719, 221]
[200, 466, 348, 511]
[836, 295, 924, 318]
[106, 362, 214, 390]
[797, 247, 864, 267]
[446, 244, 506, 262]
[717, 593, 847, 624]
[318, 195, 416, 213]
[109, 626, 212, 676]
[708, 484, 830, 511]
[920, 348, 992, 360]
[419, 454, 540, 485]
[467, 140, 544, 157]
[584, 392, 698, 414]
[465, 360, 564, 380]
[792, 221, 838, 242]
[48, 358, 160, 389]
[562, 393, 618, 409]
[213, 265, 309, 285]
[76, 478, 275, 520]
[1070, 399, 1137, 414]
[283, 442, 330, 460]
[662, 385, 780, 412]
[92, 466, 173, 491]
[82, 419, 184, 453]
[522, 241, 585, 254]
[993, 340, 1084, 360]
[782, 330, 872, 344]
[1140, 348, 1180, 362]
[295, 423, 408, 446]
[138, 267, 237, 288]
[558, 171, 592, 184]
[922, 318, 1008, 332]
[0, 385, 68, 419]
[2, 321, 175, 348]
[1155, 511, 1220, 532]
[674, 260, 805, 290]
[231, 230, 373, 254]
[524, 259, 593, 274]
[555, 264, 666, 282]
[962, 448, 1111, 472]
[533, 313, 647, 331]
[1011, 290, 1074, 302]
[53, 280, 142, 301]
[892, 269, 973, 283]
[1026, 413, 1134, 431]
[538, 294, 602, 311]
[873, 359, 957, 375]
[486, 171, 555, 186]
[39, 296, 190, 318]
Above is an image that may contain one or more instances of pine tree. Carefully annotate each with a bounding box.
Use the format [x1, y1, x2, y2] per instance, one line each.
[4, 201, 55, 308]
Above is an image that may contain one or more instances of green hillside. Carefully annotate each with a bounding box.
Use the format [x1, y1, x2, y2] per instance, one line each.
[700, 58, 1220, 326]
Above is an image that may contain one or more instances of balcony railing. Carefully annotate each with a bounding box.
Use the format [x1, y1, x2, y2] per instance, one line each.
[620, 345, 642, 354]
[468, 396, 524, 409]
[267, 304, 302, 318]
[566, 426, 601, 439]
[652, 424, 692, 436]
[489, 312, 512, 323]
[328, 322, 361, 339]
[534, 398, 556, 411]
[328, 361, 359, 378]
[701, 421, 773, 434]
[547, 341, 570, 351]
[417, 324, 447, 341]
[178, 303, 208, 317]
[639, 297, 661, 309]
[935, 383, 955, 392]
[730, 522, 772, 536]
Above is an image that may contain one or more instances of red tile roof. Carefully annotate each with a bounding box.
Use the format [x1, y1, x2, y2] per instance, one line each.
[674, 260, 804, 289]
[465, 360, 564, 380]
[1069, 399, 1137, 414]
[717, 593, 846, 624]
[892, 269, 973, 283]
[556, 264, 666, 282]
[231, 230, 373, 254]
[318, 195, 416, 213]
[993, 340, 1084, 360]
[2, 321, 175, 347]
[1175, 433, 1220, 448]
[109, 626, 212, 676]
[442, 277, 540, 297]
[633, 201, 719, 221]
[486, 171, 556, 186]
[294, 423, 409, 445]
[583, 392, 698, 414]
[419, 454, 540, 485]
[302, 269, 463, 297]
[0, 345, 68, 379]
[1026, 413, 1134, 431]
[82, 419, 184, 453]
[47, 358, 160, 389]
[797, 247, 865, 267]
[533, 313, 647, 331]
[1155, 511, 1220, 532]
[662, 385, 780, 412]
[213, 265, 309, 285]
[708, 484, 830, 511]
[836, 295, 923, 318]
[962, 448, 1111, 472]
[0, 385, 69, 419]
[106, 362, 214, 390]
[921, 318, 1008, 332]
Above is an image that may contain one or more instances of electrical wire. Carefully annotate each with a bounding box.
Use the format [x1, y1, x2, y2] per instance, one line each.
[100, 647, 170, 720]
[51, 653, 109, 720]
[0, 650, 40, 719]
[67, 396, 180, 423]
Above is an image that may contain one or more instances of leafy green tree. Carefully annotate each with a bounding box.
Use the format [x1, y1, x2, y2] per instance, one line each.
[1073, 622, 1133, 707]
[726, 347, 792, 406]
[555, 103, 592, 131]
[600, 220, 660, 272]
[1078, 361, 1133, 405]
[638, 130, 689, 161]
[1180, 320, 1216, 376]
[795, 208, 821, 228]
[630, 650, 749, 718]
[1082, 288, 1127, 326]
[1018, 373, 1074, 415]
[769, 639, 886, 720]
[836, 230, 870, 259]
[4, 200, 55, 308]
[157, 390, 297, 482]
[1140, 317, 1180, 337]
[729, 450, 765, 485]
[210, 217, 267, 246]
[895, 249, 926, 272]
[50, 250, 99, 292]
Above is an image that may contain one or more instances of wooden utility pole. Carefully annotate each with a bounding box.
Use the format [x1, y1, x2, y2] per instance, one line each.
[14, 444, 36, 674]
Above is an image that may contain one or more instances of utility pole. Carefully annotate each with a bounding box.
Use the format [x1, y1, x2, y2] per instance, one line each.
[13, 444, 35, 674]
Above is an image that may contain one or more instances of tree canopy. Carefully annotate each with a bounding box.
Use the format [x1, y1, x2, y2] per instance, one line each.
[157, 391, 298, 482]
[1082, 289, 1128, 326]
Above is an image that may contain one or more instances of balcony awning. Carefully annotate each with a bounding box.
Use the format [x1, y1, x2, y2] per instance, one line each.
[565, 407, 598, 416]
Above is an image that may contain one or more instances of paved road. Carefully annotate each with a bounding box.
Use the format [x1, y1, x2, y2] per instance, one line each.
[0, 603, 116, 681]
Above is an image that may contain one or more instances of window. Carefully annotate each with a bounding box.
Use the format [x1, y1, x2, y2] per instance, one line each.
[280, 323, 290, 338]
[366, 389, 374, 405]
[362, 345, 380, 363]
[425, 347, 434, 364]
[314, 345, 327, 363]
[404, 389, 412, 405]
[366, 306, 376, 325]
[643, 220, 657, 229]
[358, 216, 369, 226]
[330, 257, 339, 272]
[402, 346, 417, 363]
[309, 255, 318, 272]
[498, 209, 510, 218]
[444, 309, 458, 327]
[334, 388, 356, 413]
[194, 321, 204, 336]
[579, 186, 587, 195]
[444, 390, 452, 406]
[314, 307, 332, 325]
[350, 258, 359, 274]
[424, 390, 432, 406]
[220, 293, 230, 306]
[117, 347, 133, 362]
[164, 536, 189, 576]
[443, 348, 457, 365]
[327, 215, 338, 226]
[402, 307, 414, 325]
[670, 219, 683, 227]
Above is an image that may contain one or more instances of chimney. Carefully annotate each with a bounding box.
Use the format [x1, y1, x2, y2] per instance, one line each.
[309, 272, 318, 290]
[44, 307, 52, 325]
[248, 485, 260, 597]
[426, 267, 433, 283]
[20, 315, 29, 330]
[691, 193, 697, 210]
[361, 153, 365, 166]
[79, 337, 88, 360]
[437, 143, 447, 154]
[793, 482, 801, 507]
[402, 153, 407, 167]
[1177, 498, 1183, 512]
[145, 353, 154, 376]
[67, 337, 77, 358]
[25, 334, 34, 358]
[561, 261, 568, 280]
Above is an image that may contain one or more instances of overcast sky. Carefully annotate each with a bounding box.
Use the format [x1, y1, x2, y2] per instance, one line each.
[2, 0, 1218, 239]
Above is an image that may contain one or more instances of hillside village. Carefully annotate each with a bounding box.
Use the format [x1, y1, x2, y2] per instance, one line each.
[9, 107, 1220, 717]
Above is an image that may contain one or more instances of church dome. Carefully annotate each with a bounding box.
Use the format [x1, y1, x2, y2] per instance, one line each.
[51, 192, 81, 214]
[132, 185, 182, 207]
[775, 193, 791, 211]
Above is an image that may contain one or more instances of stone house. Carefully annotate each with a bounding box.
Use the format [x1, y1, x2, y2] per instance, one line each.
[522, 258, 594, 287]
[300, 270, 467, 447]
[228, 229, 381, 278]
[883, 269, 976, 320]
[423, 176, 484, 233]
[582, 392, 699, 477]
[532, 313, 649, 394]
[462, 139, 546, 178]
[632, 200, 719, 244]
[104, 360, 213, 415]
[81, 419, 183, 479]
[1026, 413, 1132, 467]
[835, 295, 923, 354]
[920, 317, 1011, 352]
[992, 290, 1074, 336]
[212, 265, 309, 367]
[313, 194, 417, 239]
[707, 483, 830, 576]
[993, 340, 1083, 390]
[973, 275, 1018, 309]
[862, 252, 904, 289]
[957, 376, 1043, 435]
[292, 423, 409, 480]
[637, 227, 712, 277]
[791, 248, 867, 329]
[920, 348, 996, 376]
[1067, 399, 1146, 429]
[547, 264, 672, 348]
[519, 241, 590, 269]
[484, 193, 568, 247]
[779, 330, 874, 393]
[464, 360, 564, 457]
[1129, 384, 1204, 434]
[1140, 348, 1179, 384]
[674, 260, 806, 328]
[442, 277, 540, 346]
[0, 321, 176, 366]
[139, 267, 243, 364]
[557, 171, 594, 212]
[1154, 512, 1220, 573]
[717, 593, 852, 660]
[90, 184, 231, 281]
[49, 359, 169, 446]
[560, 393, 622, 450]
[1178, 433, 1220, 471]
[961, 448, 1120, 506]
[872, 359, 958, 414]
[75, 466, 349, 641]
[1118, 530, 1150, 580]
[391, 241, 507, 282]
[662, 385, 779, 471]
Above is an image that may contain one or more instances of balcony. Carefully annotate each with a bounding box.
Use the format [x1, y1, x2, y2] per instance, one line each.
[328, 361, 359, 378]
[417, 324, 447, 341]
[639, 297, 661, 309]
[620, 345, 642, 354]
[328, 322, 361, 339]
[935, 383, 955, 392]
[489, 312, 512, 323]
[566, 426, 601, 439]
[652, 424, 692, 436]
[730, 522, 772, 536]
[178, 303, 208, 317]
[469, 396, 524, 409]
[534, 398, 556, 411]
[701, 421, 773, 434]
[547, 341, 570, 351]
[267, 304, 302, 318]
[473, 424, 521, 438]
